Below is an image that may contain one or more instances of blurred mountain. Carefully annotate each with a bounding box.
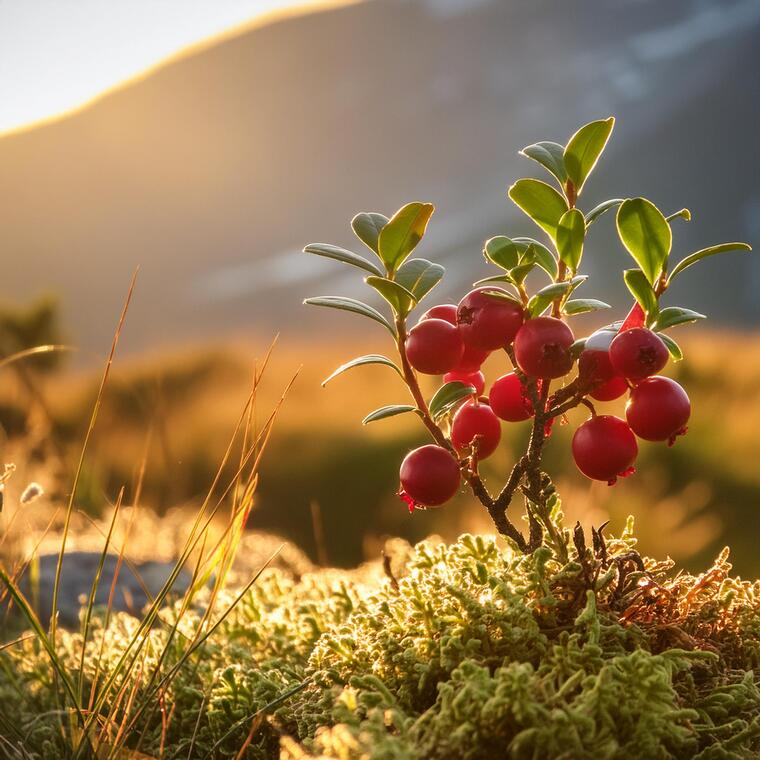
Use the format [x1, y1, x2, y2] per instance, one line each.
[1, 0, 758, 357]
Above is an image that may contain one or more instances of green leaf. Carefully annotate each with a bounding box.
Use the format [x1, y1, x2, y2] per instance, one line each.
[622, 269, 659, 319]
[585, 198, 623, 227]
[365, 276, 417, 315]
[556, 208, 586, 272]
[658, 332, 683, 362]
[513, 238, 558, 279]
[563, 299, 611, 315]
[519, 141, 567, 184]
[304, 296, 396, 336]
[395, 258, 445, 302]
[616, 198, 672, 284]
[508, 179, 568, 241]
[303, 243, 384, 277]
[322, 354, 402, 386]
[429, 381, 477, 420]
[362, 405, 418, 425]
[527, 280, 575, 317]
[666, 208, 691, 223]
[667, 242, 752, 283]
[564, 117, 614, 195]
[351, 212, 389, 254]
[378, 202, 435, 272]
[484, 236, 521, 270]
[652, 307, 706, 331]
[473, 274, 514, 288]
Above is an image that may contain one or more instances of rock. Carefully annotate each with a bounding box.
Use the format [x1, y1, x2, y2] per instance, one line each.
[13, 552, 192, 628]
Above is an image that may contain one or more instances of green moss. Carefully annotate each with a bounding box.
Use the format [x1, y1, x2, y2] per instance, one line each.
[2, 517, 760, 758]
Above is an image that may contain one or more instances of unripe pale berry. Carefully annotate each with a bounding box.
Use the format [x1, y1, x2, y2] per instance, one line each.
[451, 401, 501, 460]
[514, 317, 574, 379]
[626, 375, 690, 443]
[572, 415, 638, 483]
[578, 328, 627, 402]
[489, 373, 533, 422]
[456, 288, 524, 350]
[443, 369, 485, 396]
[609, 327, 669, 381]
[399, 445, 461, 507]
[406, 318, 464, 375]
[420, 304, 458, 324]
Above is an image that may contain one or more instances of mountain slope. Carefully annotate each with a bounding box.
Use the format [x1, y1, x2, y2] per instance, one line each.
[1, 0, 757, 356]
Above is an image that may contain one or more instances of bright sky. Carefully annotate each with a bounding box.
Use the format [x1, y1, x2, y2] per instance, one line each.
[0, 1, 344, 135]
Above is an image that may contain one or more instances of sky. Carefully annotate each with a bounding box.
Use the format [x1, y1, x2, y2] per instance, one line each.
[0, 0, 346, 134]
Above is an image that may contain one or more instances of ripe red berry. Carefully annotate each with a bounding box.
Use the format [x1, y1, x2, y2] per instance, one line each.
[489, 373, 533, 422]
[420, 304, 458, 324]
[514, 317, 574, 379]
[406, 318, 464, 375]
[578, 329, 627, 402]
[572, 415, 638, 483]
[443, 369, 485, 396]
[625, 375, 690, 443]
[399, 445, 461, 507]
[609, 327, 669, 381]
[451, 401, 501, 460]
[456, 288, 524, 350]
[455, 343, 491, 372]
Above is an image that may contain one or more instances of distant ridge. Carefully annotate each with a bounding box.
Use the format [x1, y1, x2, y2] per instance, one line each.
[0, 0, 757, 359]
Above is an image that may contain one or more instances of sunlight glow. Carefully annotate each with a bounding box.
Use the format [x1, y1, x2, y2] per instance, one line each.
[0, 0, 357, 135]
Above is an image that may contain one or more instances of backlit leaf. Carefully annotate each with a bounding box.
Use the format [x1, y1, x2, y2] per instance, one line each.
[303, 243, 384, 277]
[667, 242, 752, 283]
[519, 141, 567, 184]
[564, 117, 614, 195]
[322, 354, 402, 387]
[429, 381, 477, 420]
[556, 208, 586, 272]
[362, 405, 418, 424]
[508, 179, 568, 241]
[622, 269, 659, 320]
[616, 198, 672, 285]
[351, 212, 389, 255]
[304, 296, 396, 335]
[378, 202, 435, 272]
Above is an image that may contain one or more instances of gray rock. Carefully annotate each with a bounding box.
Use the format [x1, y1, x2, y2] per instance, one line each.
[13, 552, 192, 629]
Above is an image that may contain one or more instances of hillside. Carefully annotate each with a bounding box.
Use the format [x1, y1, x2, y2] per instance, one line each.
[0, 0, 758, 357]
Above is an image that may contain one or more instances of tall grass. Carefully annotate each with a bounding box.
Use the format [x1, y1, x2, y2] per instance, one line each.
[0, 289, 297, 756]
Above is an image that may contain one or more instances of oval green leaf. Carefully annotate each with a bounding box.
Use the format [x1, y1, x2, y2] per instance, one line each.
[362, 405, 419, 425]
[378, 202, 435, 272]
[508, 179, 568, 242]
[365, 276, 417, 316]
[351, 212, 389, 255]
[519, 141, 568, 184]
[622, 269, 659, 320]
[527, 279, 575, 317]
[303, 296, 396, 336]
[484, 236, 521, 270]
[616, 197, 672, 285]
[585, 198, 623, 227]
[658, 332, 683, 362]
[429, 381, 477, 420]
[322, 355, 402, 387]
[303, 243, 384, 277]
[564, 117, 614, 195]
[395, 258, 445, 302]
[563, 299, 611, 315]
[513, 237, 558, 279]
[556, 208, 586, 272]
[652, 307, 706, 331]
[667, 242, 752, 283]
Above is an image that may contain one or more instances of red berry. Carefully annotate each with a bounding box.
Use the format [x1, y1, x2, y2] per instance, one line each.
[514, 317, 574, 379]
[625, 376, 690, 442]
[572, 415, 638, 483]
[406, 318, 464, 375]
[489, 373, 533, 422]
[609, 327, 668, 381]
[578, 329, 627, 402]
[589, 375, 629, 402]
[456, 288, 524, 350]
[420, 304, 458, 324]
[443, 369, 485, 396]
[399, 445, 461, 507]
[455, 343, 491, 372]
[451, 401, 501, 460]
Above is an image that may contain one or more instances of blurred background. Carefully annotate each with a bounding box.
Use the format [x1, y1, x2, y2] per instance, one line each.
[0, 0, 758, 574]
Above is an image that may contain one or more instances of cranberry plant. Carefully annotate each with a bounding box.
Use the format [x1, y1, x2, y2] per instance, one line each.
[303, 117, 751, 556]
